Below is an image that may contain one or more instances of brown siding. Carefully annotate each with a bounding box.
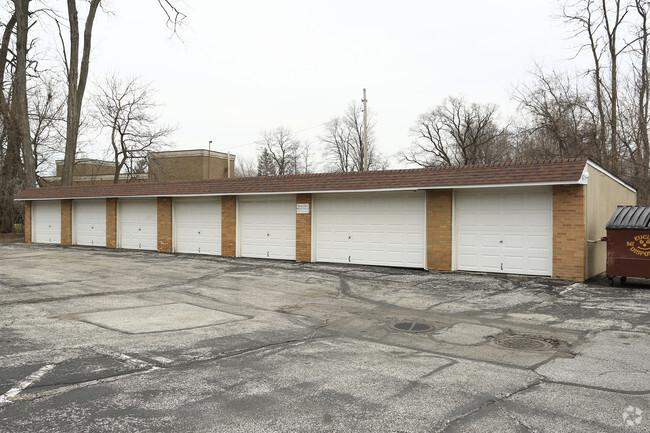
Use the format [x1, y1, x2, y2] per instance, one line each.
[61, 199, 72, 246]
[553, 185, 586, 280]
[157, 197, 173, 253]
[426, 190, 453, 271]
[106, 198, 117, 248]
[221, 196, 237, 257]
[296, 194, 312, 262]
[24, 201, 31, 243]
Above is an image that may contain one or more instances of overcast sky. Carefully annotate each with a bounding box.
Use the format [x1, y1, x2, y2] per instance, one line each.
[86, 0, 588, 169]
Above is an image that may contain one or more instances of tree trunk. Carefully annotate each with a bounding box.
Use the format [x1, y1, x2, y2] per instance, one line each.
[13, 0, 35, 188]
[0, 129, 23, 232]
[61, 0, 101, 186]
[637, 2, 650, 184]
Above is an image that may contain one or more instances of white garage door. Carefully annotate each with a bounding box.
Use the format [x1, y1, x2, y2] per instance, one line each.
[32, 200, 61, 244]
[119, 199, 157, 251]
[74, 199, 106, 247]
[456, 188, 552, 276]
[174, 197, 221, 255]
[315, 192, 426, 268]
[239, 196, 296, 260]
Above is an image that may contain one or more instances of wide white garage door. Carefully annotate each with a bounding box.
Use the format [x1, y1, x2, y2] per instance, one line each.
[239, 196, 295, 260]
[456, 188, 552, 276]
[74, 199, 106, 247]
[32, 200, 61, 244]
[315, 192, 426, 268]
[174, 198, 221, 255]
[119, 199, 157, 251]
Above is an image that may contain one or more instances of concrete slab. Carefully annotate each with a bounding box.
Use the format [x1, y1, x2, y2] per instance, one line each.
[432, 323, 502, 345]
[74, 303, 247, 334]
[536, 331, 650, 392]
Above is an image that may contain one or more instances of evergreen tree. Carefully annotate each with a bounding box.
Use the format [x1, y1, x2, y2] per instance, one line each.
[257, 148, 277, 176]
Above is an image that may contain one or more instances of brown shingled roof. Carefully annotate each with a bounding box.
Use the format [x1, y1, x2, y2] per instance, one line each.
[15, 158, 590, 200]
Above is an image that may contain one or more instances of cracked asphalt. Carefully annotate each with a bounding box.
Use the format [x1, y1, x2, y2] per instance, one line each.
[0, 243, 648, 432]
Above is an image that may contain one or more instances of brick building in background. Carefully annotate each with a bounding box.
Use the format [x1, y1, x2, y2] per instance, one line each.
[41, 150, 236, 186]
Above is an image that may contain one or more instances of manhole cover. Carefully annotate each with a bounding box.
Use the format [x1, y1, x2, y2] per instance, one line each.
[389, 322, 434, 333]
[492, 335, 557, 351]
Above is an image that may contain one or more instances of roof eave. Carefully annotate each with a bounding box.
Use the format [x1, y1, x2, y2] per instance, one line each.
[14, 180, 586, 201]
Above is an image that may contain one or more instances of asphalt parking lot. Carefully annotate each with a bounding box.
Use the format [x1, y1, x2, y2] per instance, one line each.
[0, 244, 648, 432]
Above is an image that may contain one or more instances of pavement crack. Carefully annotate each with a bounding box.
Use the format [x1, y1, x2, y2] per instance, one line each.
[436, 378, 543, 432]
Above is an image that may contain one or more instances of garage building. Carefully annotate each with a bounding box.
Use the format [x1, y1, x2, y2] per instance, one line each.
[16, 158, 636, 281]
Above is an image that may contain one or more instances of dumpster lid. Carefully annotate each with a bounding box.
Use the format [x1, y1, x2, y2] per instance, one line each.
[606, 206, 650, 230]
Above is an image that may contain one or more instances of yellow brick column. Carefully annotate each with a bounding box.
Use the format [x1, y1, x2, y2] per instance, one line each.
[553, 185, 586, 280]
[221, 196, 237, 257]
[106, 198, 117, 248]
[157, 197, 173, 253]
[24, 201, 32, 243]
[61, 199, 73, 246]
[426, 190, 453, 271]
[296, 194, 312, 262]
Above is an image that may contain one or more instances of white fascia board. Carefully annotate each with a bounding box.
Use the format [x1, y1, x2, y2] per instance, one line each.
[586, 160, 637, 193]
[15, 180, 585, 201]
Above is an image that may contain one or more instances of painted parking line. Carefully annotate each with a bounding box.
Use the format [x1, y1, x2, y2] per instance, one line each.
[0, 363, 57, 405]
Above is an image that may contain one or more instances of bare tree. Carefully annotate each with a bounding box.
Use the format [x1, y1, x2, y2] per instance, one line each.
[236, 156, 257, 177]
[562, 0, 632, 173]
[92, 74, 175, 183]
[321, 101, 382, 171]
[257, 127, 302, 175]
[512, 67, 596, 159]
[29, 75, 66, 184]
[57, 1, 186, 185]
[618, 0, 650, 203]
[57, 0, 100, 186]
[401, 96, 509, 167]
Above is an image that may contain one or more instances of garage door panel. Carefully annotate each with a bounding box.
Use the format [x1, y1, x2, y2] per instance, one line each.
[316, 192, 425, 269]
[459, 233, 480, 248]
[240, 197, 296, 260]
[504, 255, 525, 272]
[504, 234, 524, 248]
[175, 198, 221, 255]
[120, 199, 157, 251]
[74, 200, 106, 247]
[33, 201, 61, 244]
[456, 188, 552, 276]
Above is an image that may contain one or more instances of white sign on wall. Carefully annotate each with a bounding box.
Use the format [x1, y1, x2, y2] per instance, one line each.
[296, 203, 310, 214]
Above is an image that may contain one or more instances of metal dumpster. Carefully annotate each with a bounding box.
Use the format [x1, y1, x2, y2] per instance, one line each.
[605, 206, 650, 285]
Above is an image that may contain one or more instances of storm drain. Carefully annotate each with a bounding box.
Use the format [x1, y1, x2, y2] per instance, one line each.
[492, 334, 558, 351]
[389, 322, 435, 333]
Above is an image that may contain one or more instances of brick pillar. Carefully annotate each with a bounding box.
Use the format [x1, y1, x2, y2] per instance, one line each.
[296, 194, 312, 262]
[427, 190, 453, 271]
[221, 196, 237, 257]
[553, 185, 586, 281]
[157, 197, 173, 253]
[106, 198, 117, 248]
[24, 201, 32, 243]
[61, 199, 73, 246]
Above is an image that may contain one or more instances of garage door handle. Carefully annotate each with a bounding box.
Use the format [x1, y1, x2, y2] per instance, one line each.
[348, 255, 351, 262]
[499, 240, 503, 243]
[138, 228, 141, 231]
